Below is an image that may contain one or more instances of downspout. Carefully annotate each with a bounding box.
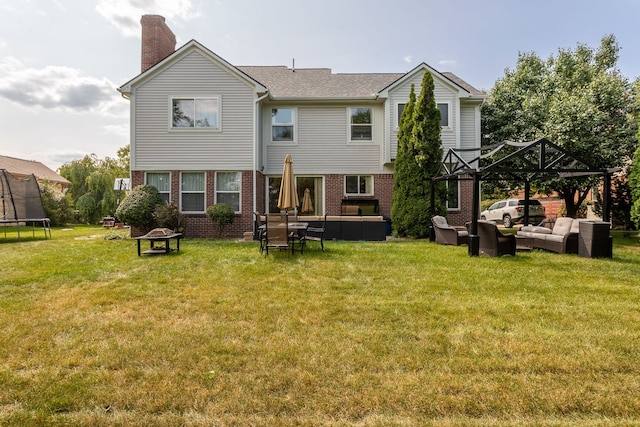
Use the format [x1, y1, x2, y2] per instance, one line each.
[253, 92, 270, 214]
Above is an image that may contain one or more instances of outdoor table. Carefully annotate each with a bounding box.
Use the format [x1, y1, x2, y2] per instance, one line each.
[134, 228, 182, 256]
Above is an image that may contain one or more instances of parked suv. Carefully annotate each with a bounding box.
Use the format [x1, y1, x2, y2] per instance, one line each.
[480, 198, 546, 228]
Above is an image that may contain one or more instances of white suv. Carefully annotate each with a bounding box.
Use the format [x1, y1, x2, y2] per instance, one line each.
[480, 198, 546, 228]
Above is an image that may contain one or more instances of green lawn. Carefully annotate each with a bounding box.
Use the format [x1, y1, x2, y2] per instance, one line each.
[1, 226, 639, 426]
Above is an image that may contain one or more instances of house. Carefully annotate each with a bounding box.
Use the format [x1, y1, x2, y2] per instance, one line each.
[118, 15, 486, 238]
[0, 155, 71, 192]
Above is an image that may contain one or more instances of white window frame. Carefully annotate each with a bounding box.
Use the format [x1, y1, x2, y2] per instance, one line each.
[180, 172, 206, 213]
[215, 171, 242, 213]
[437, 102, 450, 128]
[145, 172, 171, 204]
[271, 108, 296, 143]
[344, 175, 373, 196]
[348, 107, 373, 142]
[395, 102, 451, 129]
[446, 177, 460, 211]
[169, 96, 221, 130]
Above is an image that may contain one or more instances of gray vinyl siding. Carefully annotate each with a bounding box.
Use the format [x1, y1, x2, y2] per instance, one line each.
[132, 50, 255, 171]
[460, 104, 480, 165]
[263, 104, 384, 175]
[388, 73, 459, 161]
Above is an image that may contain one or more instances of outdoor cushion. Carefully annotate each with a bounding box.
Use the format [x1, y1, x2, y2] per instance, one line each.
[520, 226, 552, 234]
[552, 217, 575, 236]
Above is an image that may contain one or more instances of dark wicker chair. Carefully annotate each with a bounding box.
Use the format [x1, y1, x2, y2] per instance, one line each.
[254, 211, 267, 254]
[302, 213, 327, 251]
[431, 215, 469, 246]
[264, 213, 292, 255]
[477, 220, 516, 257]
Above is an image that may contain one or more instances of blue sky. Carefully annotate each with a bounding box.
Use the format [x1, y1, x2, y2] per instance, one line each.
[1, 0, 639, 170]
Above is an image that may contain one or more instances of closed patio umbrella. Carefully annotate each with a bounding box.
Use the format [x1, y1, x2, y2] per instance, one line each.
[277, 154, 298, 212]
[301, 187, 313, 214]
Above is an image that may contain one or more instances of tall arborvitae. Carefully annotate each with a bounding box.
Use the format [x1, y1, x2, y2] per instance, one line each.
[391, 84, 417, 236]
[392, 72, 446, 238]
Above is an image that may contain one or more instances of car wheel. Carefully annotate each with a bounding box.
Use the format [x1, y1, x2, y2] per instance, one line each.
[503, 215, 512, 228]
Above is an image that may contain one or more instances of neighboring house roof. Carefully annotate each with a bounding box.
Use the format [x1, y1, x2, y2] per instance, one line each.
[441, 72, 485, 96]
[238, 66, 404, 100]
[0, 155, 71, 186]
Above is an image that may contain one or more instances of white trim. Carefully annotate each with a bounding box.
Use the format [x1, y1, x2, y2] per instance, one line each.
[270, 107, 297, 144]
[179, 171, 206, 213]
[344, 174, 374, 196]
[168, 95, 222, 131]
[214, 171, 242, 213]
[347, 107, 374, 143]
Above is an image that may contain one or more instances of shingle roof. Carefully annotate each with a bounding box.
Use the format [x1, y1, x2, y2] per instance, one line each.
[237, 66, 485, 100]
[0, 155, 71, 186]
[238, 66, 404, 99]
[441, 72, 485, 96]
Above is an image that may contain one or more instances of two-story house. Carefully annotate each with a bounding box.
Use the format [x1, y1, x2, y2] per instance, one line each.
[118, 15, 485, 238]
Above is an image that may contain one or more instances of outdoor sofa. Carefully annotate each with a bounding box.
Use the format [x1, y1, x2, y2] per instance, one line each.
[516, 217, 585, 254]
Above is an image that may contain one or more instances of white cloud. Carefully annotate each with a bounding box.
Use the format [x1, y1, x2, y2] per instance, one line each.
[96, 0, 200, 37]
[403, 55, 413, 64]
[438, 59, 457, 69]
[0, 57, 124, 116]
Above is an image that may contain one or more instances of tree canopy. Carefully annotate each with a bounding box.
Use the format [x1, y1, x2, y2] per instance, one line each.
[482, 35, 639, 219]
[59, 146, 130, 223]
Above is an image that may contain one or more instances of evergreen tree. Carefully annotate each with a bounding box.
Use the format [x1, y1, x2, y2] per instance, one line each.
[392, 72, 445, 238]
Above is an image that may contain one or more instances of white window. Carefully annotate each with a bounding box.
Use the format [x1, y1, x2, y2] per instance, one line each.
[446, 177, 460, 210]
[349, 107, 372, 141]
[216, 172, 241, 212]
[345, 175, 372, 195]
[146, 172, 171, 204]
[181, 172, 205, 212]
[396, 102, 450, 127]
[271, 108, 294, 142]
[437, 103, 449, 127]
[172, 97, 219, 128]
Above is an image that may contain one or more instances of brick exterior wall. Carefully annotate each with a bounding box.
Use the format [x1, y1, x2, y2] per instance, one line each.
[140, 15, 176, 73]
[447, 177, 474, 227]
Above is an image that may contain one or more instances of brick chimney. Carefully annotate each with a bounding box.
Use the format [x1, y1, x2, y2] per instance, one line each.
[140, 15, 176, 73]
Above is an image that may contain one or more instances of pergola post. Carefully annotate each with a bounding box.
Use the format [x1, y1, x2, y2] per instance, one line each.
[468, 171, 480, 256]
[603, 171, 611, 223]
[524, 179, 531, 226]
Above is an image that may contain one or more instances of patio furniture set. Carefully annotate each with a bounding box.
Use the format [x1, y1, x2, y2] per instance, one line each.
[431, 215, 612, 258]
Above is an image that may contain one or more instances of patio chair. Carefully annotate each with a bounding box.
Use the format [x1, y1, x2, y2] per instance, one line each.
[477, 220, 516, 257]
[264, 213, 292, 255]
[254, 211, 267, 254]
[431, 215, 469, 246]
[302, 213, 327, 251]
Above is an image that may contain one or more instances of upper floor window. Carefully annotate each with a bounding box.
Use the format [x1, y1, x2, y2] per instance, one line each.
[272, 108, 294, 142]
[172, 97, 219, 128]
[345, 175, 373, 195]
[396, 102, 450, 127]
[349, 107, 372, 141]
[146, 172, 171, 204]
[181, 172, 205, 212]
[437, 103, 449, 127]
[216, 172, 241, 212]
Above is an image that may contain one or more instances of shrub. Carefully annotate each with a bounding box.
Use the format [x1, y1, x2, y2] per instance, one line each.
[115, 185, 162, 233]
[40, 185, 74, 226]
[206, 203, 235, 237]
[154, 203, 186, 232]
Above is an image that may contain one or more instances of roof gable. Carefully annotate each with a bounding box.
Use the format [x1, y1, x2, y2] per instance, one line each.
[118, 40, 266, 96]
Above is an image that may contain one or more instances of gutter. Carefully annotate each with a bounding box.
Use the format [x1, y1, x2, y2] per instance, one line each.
[253, 92, 270, 214]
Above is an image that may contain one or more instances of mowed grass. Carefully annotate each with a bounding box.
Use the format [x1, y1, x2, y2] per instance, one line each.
[1, 226, 639, 426]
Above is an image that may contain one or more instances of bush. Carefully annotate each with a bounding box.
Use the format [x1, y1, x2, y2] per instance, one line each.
[40, 185, 74, 226]
[154, 203, 186, 232]
[115, 185, 162, 233]
[206, 203, 235, 237]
